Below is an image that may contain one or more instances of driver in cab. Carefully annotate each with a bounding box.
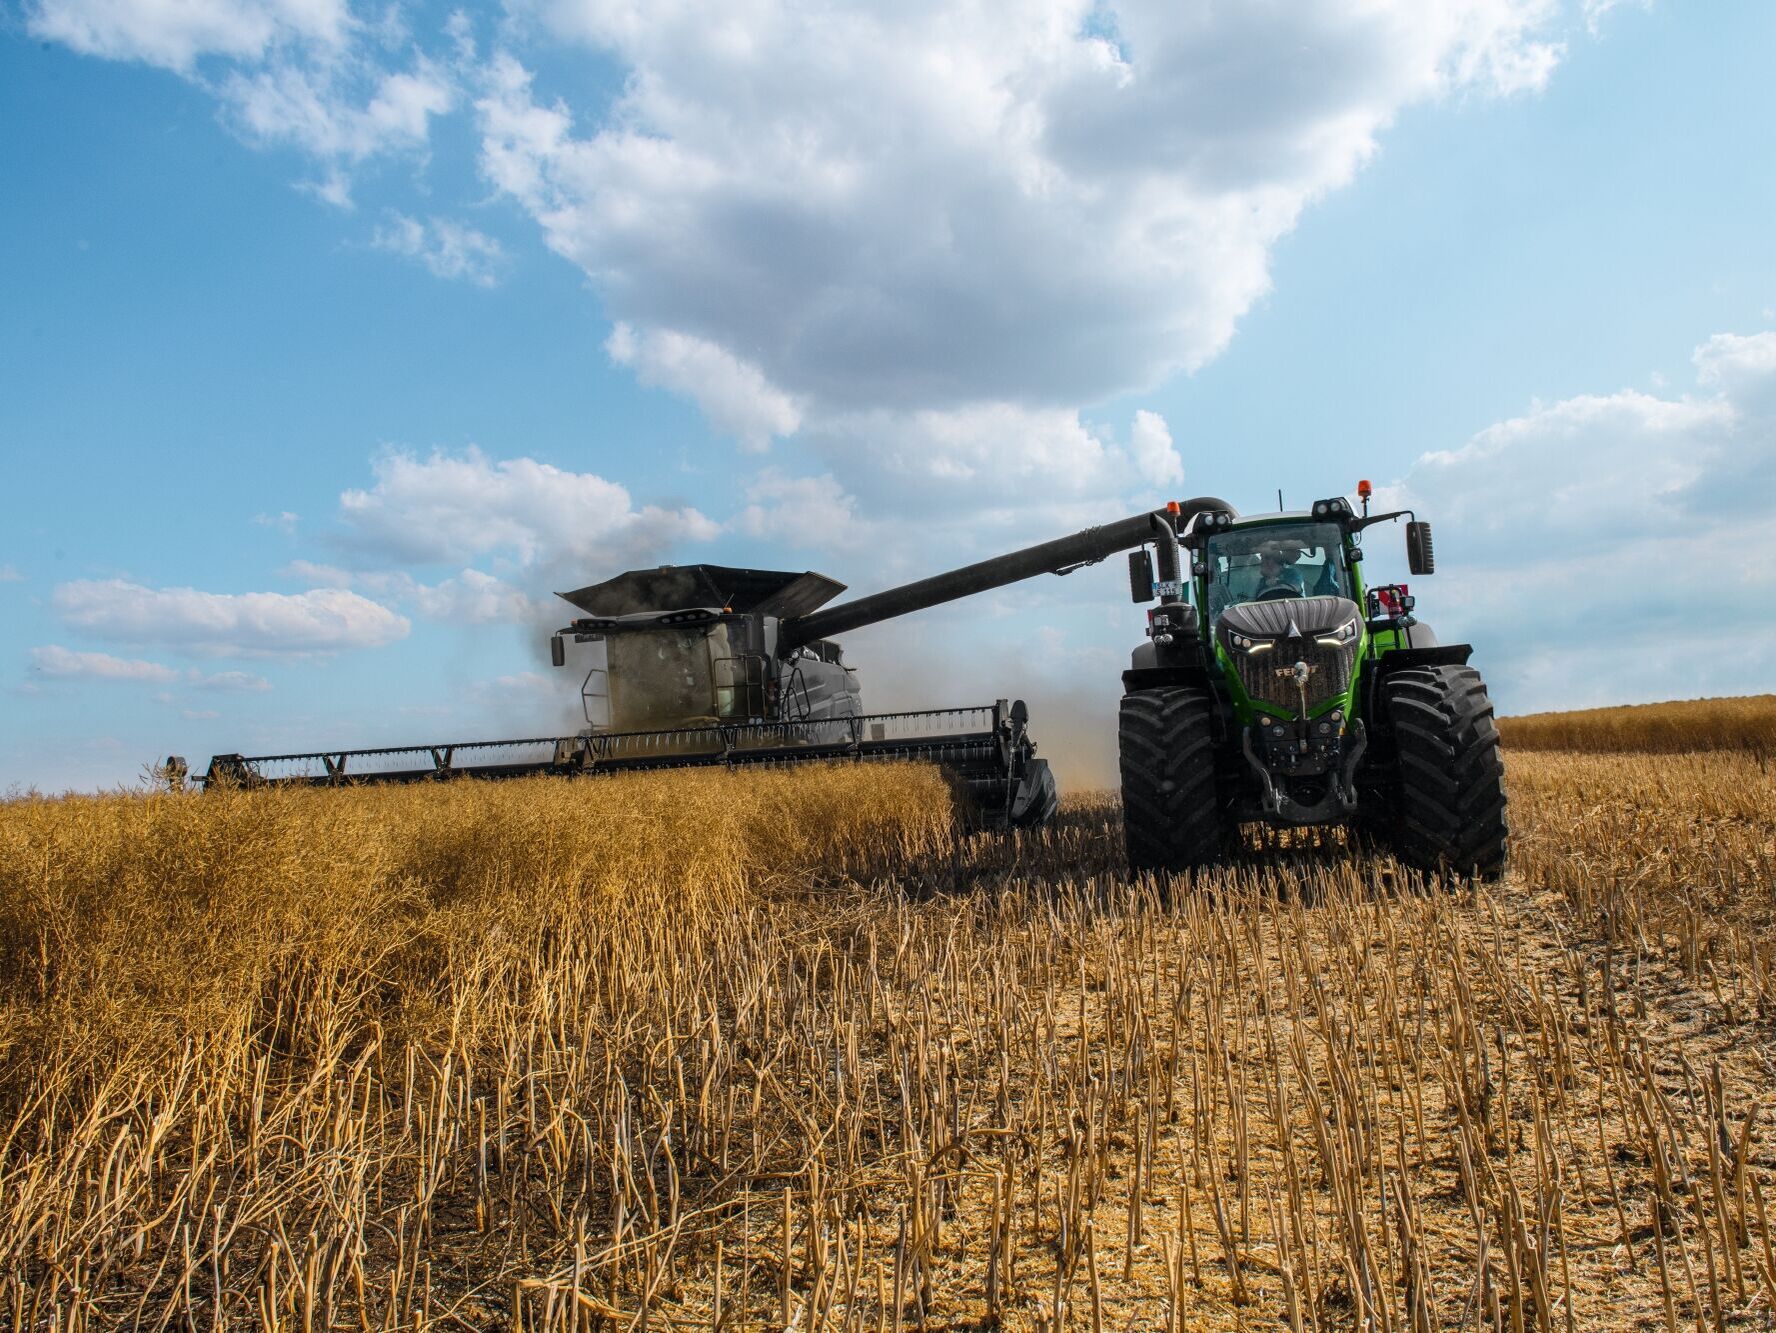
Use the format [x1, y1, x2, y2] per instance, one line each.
[1255, 545, 1306, 598]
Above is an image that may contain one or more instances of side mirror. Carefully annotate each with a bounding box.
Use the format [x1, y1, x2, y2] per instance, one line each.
[549, 635, 566, 667]
[1406, 521, 1435, 576]
[1128, 548, 1156, 602]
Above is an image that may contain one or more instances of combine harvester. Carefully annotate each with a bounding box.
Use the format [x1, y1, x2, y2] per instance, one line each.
[179, 485, 1505, 872]
[182, 551, 1106, 827]
[182, 509, 1207, 825]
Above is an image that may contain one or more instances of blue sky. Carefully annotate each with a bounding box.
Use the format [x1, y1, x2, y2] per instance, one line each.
[4, 0, 1774, 791]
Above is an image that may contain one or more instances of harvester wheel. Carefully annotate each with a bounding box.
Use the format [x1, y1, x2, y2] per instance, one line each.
[1119, 687, 1226, 878]
[1380, 665, 1508, 880]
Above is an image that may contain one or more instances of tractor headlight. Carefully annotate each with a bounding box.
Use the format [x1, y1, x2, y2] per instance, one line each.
[1314, 617, 1360, 649]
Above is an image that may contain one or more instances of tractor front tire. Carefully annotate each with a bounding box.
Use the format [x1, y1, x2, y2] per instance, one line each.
[1381, 665, 1508, 880]
[1119, 687, 1226, 877]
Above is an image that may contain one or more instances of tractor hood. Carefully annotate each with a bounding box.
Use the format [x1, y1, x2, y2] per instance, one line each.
[1220, 595, 1360, 641]
[559, 564, 846, 620]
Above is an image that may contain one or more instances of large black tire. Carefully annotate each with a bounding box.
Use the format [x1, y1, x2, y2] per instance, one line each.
[1119, 688, 1226, 875]
[1377, 665, 1508, 880]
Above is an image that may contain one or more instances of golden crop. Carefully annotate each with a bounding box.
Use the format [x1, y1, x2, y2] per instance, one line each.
[2, 737, 1774, 1330]
[1499, 693, 1776, 754]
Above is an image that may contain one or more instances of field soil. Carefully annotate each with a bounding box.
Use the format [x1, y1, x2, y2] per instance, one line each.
[2, 747, 1774, 1330]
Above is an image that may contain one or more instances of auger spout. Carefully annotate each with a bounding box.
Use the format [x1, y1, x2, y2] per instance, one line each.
[779, 498, 1234, 649]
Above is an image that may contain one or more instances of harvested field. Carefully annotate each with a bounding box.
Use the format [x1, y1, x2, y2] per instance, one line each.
[2, 747, 1774, 1330]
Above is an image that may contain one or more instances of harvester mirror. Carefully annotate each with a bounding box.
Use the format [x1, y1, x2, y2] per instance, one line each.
[549, 635, 566, 668]
[1406, 521, 1435, 575]
[1128, 549, 1156, 603]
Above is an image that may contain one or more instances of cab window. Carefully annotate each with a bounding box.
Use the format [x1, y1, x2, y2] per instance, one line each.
[1202, 522, 1351, 622]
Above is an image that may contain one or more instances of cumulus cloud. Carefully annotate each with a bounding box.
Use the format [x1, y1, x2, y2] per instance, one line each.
[372, 212, 505, 285]
[819, 403, 1115, 488]
[282, 558, 539, 623]
[0, 565, 23, 583]
[29, 0, 453, 206]
[1387, 330, 1776, 709]
[255, 510, 300, 535]
[27, 647, 275, 690]
[52, 580, 409, 656]
[1694, 331, 1776, 401]
[190, 669, 273, 691]
[606, 323, 802, 451]
[410, 569, 538, 623]
[1127, 410, 1183, 488]
[27, 0, 349, 70]
[34, 0, 1579, 497]
[478, 2, 1563, 437]
[737, 472, 869, 552]
[30, 645, 181, 683]
[336, 447, 717, 567]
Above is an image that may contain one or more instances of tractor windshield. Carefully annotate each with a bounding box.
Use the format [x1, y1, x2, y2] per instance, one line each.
[1202, 522, 1352, 622]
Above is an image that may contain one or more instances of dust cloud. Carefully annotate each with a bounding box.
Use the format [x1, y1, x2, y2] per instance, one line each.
[839, 617, 1126, 796]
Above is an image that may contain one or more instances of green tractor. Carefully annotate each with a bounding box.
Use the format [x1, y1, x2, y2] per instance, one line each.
[1120, 485, 1507, 878]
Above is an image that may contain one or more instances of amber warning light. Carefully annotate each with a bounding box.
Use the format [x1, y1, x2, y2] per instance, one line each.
[1357, 479, 1373, 500]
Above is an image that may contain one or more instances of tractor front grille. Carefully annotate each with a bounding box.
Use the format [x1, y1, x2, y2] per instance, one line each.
[1228, 638, 1355, 717]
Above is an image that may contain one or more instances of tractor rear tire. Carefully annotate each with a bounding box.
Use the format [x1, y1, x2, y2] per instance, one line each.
[1120, 687, 1226, 876]
[1380, 665, 1507, 880]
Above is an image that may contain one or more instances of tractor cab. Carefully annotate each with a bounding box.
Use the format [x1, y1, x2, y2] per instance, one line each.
[1197, 519, 1355, 623]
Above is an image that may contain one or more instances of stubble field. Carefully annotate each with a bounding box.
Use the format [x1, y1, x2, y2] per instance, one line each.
[2, 704, 1774, 1330]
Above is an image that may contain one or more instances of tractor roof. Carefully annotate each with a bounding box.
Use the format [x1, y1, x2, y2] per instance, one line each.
[1229, 511, 1321, 527]
[558, 565, 846, 619]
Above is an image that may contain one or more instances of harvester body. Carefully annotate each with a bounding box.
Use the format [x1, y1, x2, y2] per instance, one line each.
[553, 564, 861, 739]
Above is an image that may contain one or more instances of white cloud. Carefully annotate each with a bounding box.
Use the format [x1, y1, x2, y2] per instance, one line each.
[281, 559, 355, 586]
[0, 565, 22, 583]
[51, 580, 409, 656]
[30, 645, 181, 683]
[819, 402, 1115, 489]
[478, 2, 1563, 440]
[409, 569, 539, 623]
[33, 0, 1579, 494]
[737, 472, 868, 552]
[29, 0, 453, 206]
[1128, 410, 1183, 488]
[1580, 0, 1647, 36]
[372, 213, 505, 285]
[28, 646, 276, 690]
[190, 669, 273, 691]
[1693, 331, 1776, 400]
[337, 447, 717, 567]
[222, 58, 453, 201]
[1387, 330, 1776, 710]
[281, 558, 538, 622]
[606, 323, 802, 451]
[27, 0, 349, 71]
[255, 510, 300, 535]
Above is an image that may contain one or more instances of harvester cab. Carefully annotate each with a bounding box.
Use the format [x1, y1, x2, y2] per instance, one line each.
[549, 564, 860, 734]
[1121, 488, 1506, 880]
